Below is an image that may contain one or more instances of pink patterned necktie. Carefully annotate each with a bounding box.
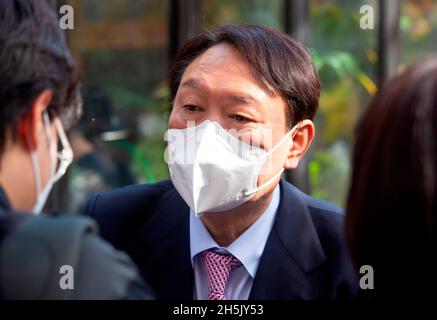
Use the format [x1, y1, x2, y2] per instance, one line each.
[202, 250, 242, 300]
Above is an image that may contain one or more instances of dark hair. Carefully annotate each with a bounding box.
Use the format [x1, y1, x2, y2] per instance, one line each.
[346, 57, 437, 297]
[0, 0, 81, 155]
[168, 25, 320, 128]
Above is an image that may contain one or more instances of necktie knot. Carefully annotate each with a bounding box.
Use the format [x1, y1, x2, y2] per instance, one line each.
[202, 250, 242, 300]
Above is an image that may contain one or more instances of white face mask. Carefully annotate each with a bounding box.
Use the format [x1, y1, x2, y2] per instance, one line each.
[165, 120, 296, 216]
[30, 111, 73, 214]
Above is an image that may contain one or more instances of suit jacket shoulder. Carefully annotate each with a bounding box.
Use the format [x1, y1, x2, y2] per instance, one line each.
[82, 180, 179, 263]
[83, 180, 173, 241]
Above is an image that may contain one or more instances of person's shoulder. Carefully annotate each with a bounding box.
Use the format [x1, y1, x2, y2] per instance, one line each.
[2, 190, 148, 300]
[280, 180, 359, 299]
[280, 180, 346, 254]
[81, 180, 176, 245]
[282, 180, 344, 227]
[0, 210, 154, 299]
[74, 233, 155, 300]
[302, 192, 344, 231]
[87, 179, 173, 206]
[82, 179, 174, 218]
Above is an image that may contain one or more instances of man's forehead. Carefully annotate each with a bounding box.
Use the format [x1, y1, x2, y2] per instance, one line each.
[180, 44, 277, 101]
[193, 43, 245, 65]
[179, 77, 265, 106]
[184, 44, 254, 79]
[176, 43, 284, 112]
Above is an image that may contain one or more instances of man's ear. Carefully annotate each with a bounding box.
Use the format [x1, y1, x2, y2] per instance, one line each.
[18, 90, 53, 151]
[284, 119, 315, 169]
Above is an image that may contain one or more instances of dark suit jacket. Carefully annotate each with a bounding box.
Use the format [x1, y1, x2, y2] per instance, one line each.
[82, 179, 359, 300]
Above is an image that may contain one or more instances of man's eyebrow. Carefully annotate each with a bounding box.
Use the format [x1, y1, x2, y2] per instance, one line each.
[180, 79, 260, 105]
[227, 94, 261, 105]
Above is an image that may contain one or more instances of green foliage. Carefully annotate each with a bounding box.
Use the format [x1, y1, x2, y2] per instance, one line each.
[125, 137, 169, 183]
[309, 146, 350, 207]
[308, 1, 377, 205]
[203, 0, 283, 29]
[400, 0, 437, 65]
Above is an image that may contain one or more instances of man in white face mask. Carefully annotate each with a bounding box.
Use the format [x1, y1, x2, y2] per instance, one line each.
[83, 25, 359, 300]
[0, 0, 154, 300]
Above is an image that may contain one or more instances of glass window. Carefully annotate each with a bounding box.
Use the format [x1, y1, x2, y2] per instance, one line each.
[400, 0, 437, 66]
[203, 0, 284, 29]
[65, 0, 170, 212]
[308, 0, 378, 206]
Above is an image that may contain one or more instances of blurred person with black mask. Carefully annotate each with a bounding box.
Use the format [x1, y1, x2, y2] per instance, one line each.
[0, 0, 154, 299]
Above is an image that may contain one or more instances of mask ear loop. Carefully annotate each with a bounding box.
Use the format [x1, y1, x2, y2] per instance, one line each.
[53, 117, 74, 178]
[43, 111, 56, 176]
[32, 113, 73, 214]
[258, 123, 300, 161]
[242, 123, 301, 197]
[29, 111, 53, 214]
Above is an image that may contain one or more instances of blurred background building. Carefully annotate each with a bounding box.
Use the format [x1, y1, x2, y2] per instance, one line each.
[46, 0, 437, 212]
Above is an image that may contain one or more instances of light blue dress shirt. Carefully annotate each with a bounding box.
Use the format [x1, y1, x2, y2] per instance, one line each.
[189, 185, 280, 300]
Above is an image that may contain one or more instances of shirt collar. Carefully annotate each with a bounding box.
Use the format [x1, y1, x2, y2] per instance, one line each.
[189, 184, 280, 278]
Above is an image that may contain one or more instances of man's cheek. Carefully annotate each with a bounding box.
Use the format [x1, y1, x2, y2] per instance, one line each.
[261, 145, 289, 179]
[258, 156, 275, 180]
[168, 113, 182, 129]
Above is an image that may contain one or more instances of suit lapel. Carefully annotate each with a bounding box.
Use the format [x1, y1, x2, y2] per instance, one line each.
[249, 180, 327, 300]
[139, 187, 194, 300]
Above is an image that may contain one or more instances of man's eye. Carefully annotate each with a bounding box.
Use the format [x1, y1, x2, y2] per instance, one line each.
[230, 114, 251, 122]
[183, 104, 201, 112]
